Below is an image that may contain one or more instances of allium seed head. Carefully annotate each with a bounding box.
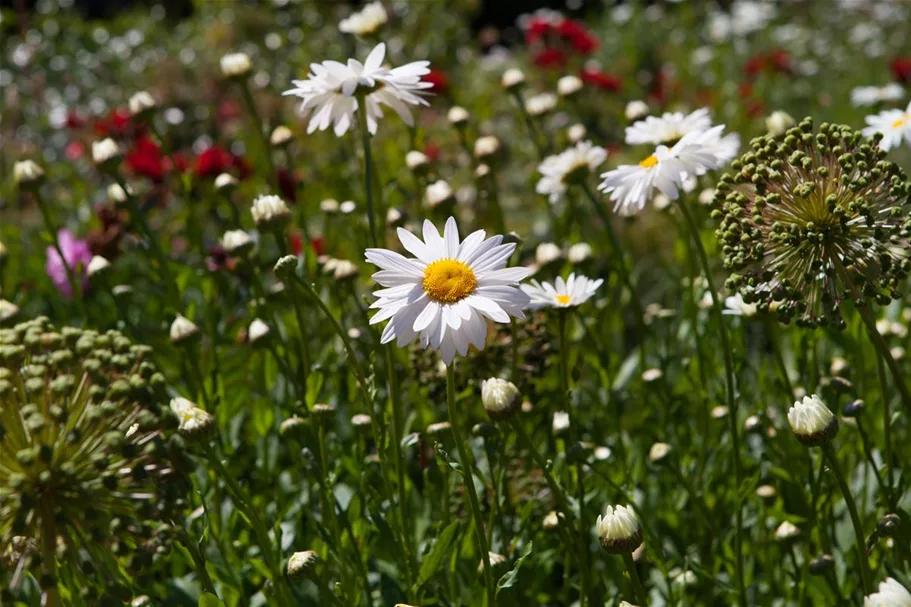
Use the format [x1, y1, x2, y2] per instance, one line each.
[712, 118, 911, 328]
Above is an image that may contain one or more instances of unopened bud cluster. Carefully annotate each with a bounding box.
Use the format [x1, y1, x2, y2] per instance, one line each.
[0, 318, 190, 585]
[712, 118, 911, 328]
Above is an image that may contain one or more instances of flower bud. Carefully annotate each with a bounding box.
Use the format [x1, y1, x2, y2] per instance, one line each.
[878, 513, 901, 537]
[557, 75, 584, 97]
[0, 299, 19, 322]
[280, 417, 309, 442]
[287, 550, 319, 580]
[567, 123, 587, 144]
[251, 195, 292, 229]
[169, 397, 215, 441]
[92, 138, 122, 167]
[405, 150, 430, 173]
[481, 378, 520, 420]
[535, 242, 562, 266]
[447, 106, 469, 126]
[774, 521, 800, 541]
[14, 160, 45, 188]
[625, 100, 649, 121]
[766, 110, 795, 136]
[222, 230, 255, 257]
[808, 554, 834, 575]
[273, 255, 298, 278]
[214, 173, 238, 192]
[473, 135, 500, 160]
[648, 442, 672, 464]
[787, 395, 838, 446]
[596, 504, 642, 553]
[221, 52, 252, 78]
[86, 255, 111, 279]
[567, 243, 592, 264]
[542, 510, 565, 531]
[425, 180, 455, 208]
[477, 552, 508, 575]
[248, 319, 271, 345]
[426, 421, 451, 436]
[501, 68, 525, 90]
[351, 413, 372, 433]
[552, 411, 570, 436]
[108, 182, 132, 203]
[525, 93, 556, 117]
[128, 91, 157, 117]
[270, 125, 293, 147]
[169, 315, 200, 345]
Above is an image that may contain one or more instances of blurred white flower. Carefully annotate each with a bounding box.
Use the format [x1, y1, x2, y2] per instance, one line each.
[251, 195, 291, 227]
[850, 83, 904, 107]
[447, 106, 470, 125]
[525, 93, 557, 117]
[248, 318, 271, 344]
[862, 101, 911, 151]
[338, 1, 387, 36]
[557, 75, 584, 97]
[364, 217, 529, 365]
[406, 150, 430, 171]
[214, 173, 238, 191]
[340, 200, 357, 214]
[128, 91, 157, 116]
[535, 242, 562, 266]
[86, 255, 111, 278]
[625, 108, 712, 145]
[501, 68, 526, 90]
[14, 160, 44, 186]
[220, 52, 252, 78]
[552, 411, 570, 435]
[723, 293, 758, 317]
[766, 110, 795, 136]
[536, 141, 607, 203]
[474, 135, 501, 159]
[624, 100, 649, 121]
[774, 521, 801, 540]
[222, 230, 254, 255]
[170, 314, 200, 344]
[567, 123, 587, 143]
[92, 138, 122, 165]
[283, 43, 431, 137]
[522, 273, 603, 309]
[270, 125, 293, 147]
[425, 180, 454, 207]
[567, 243, 593, 264]
[865, 577, 911, 607]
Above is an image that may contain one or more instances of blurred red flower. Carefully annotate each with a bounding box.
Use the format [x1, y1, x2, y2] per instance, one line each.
[126, 136, 166, 181]
[278, 169, 297, 203]
[891, 57, 911, 84]
[194, 146, 234, 178]
[423, 143, 441, 162]
[534, 48, 568, 68]
[744, 49, 792, 79]
[580, 67, 621, 92]
[93, 108, 132, 137]
[424, 69, 449, 94]
[557, 20, 598, 54]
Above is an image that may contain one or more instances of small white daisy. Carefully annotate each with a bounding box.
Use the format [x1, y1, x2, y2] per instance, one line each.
[865, 577, 911, 607]
[283, 43, 431, 137]
[862, 101, 911, 152]
[536, 141, 608, 203]
[338, 1, 388, 36]
[625, 108, 713, 145]
[850, 83, 904, 107]
[365, 217, 530, 364]
[522, 273, 603, 309]
[597, 132, 722, 215]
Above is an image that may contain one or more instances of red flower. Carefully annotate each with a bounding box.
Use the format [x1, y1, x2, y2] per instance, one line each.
[93, 108, 132, 137]
[891, 57, 911, 84]
[217, 100, 243, 123]
[524, 17, 554, 46]
[277, 169, 297, 203]
[194, 146, 234, 178]
[738, 82, 754, 99]
[125, 136, 166, 181]
[533, 48, 568, 69]
[557, 19, 599, 54]
[65, 141, 86, 161]
[745, 99, 765, 118]
[289, 231, 303, 256]
[169, 152, 190, 174]
[66, 110, 86, 129]
[423, 143, 441, 162]
[580, 67, 622, 92]
[744, 49, 792, 79]
[424, 69, 449, 94]
[309, 235, 325, 256]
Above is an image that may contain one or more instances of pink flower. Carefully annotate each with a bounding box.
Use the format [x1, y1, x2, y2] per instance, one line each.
[45, 229, 92, 298]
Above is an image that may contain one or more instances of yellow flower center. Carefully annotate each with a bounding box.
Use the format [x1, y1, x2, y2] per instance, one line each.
[892, 115, 907, 128]
[423, 259, 477, 303]
[639, 155, 659, 168]
[555, 294, 572, 305]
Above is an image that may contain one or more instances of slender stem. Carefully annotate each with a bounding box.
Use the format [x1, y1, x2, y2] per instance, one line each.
[510, 319, 519, 382]
[621, 552, 648, 606]
[855, 303, 911, 414]
[357, 96, 379, 248]
[176, 527, 218, 596]
[509, 417, 572, 514]
[675, 199, 746, 606]
[821, 444, 872, 594]
[508, 89, 546, 158]
[874, 354, 894, 504]
[238, 81, 278, 191]
[447, 364, 495, 606]
[765, 319, 794, 400]
[39, 499, 61, 607]
[386, 344, 417, 589]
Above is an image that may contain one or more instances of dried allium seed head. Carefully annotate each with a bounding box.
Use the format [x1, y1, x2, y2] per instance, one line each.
[712, 118, 911, 328]
[0, 318, 189, 585]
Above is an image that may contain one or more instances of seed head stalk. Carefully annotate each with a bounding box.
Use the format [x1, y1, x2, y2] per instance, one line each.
[676, 198, 747, 606]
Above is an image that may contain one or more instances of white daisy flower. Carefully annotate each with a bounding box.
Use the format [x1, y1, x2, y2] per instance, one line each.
[525, 92, 557, 117]
[283, 43, 431, 137]
[723, 293, 758, 317]
[625, 108, 713, 145]
[865, 577, 911, 607]
[850, 83, 904, 107]
[685, 124, 740, 167]
[338, 1, 388, 36]
[536, 141, 608, 203]
[365, 217, 530, 364]
[522, 273, 603, 309]
[597, 132, 722, 216]
[862, 101, 911, 152]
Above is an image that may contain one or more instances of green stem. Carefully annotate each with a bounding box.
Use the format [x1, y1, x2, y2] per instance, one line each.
[509, 89, 546, 158]
[239, 81, 278, 191]
[855, 303, 911, 414]
[821, 444, 872, 594]
[447, 364, 495, 606]
[509, 417, 571, 515]
[176, 527, 218, 596]
[874, 354, 894, 505]
[676, 199, 745, 606]
[357, 95, 379, 248]
[622, 552, 648, 606]
[39, 499, 61, 607]
[765, 319, 794, 400]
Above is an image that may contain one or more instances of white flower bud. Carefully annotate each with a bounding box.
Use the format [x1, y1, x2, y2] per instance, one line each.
[648, 442, 672, 463]
[774, 521, 801, 541]
[766, 110, 795, 136]
[641, 368, 663, 383]
[535, 242, 562, 266]
[170, 314, 200, 345]
[567, 123, 587, 144]
[473, 135, 501, 159]
[128, 91, 157, 117]
[447, 106, 470, 125]
[596, 504, 642, 553]
[0, 299, 20, 322]
[107, 182, 133, 203]
[250, 195, 291, 228]
[169, 396, 215, 440]
[501, 68, 526, 90]
[86, 255, 111, 278]
[567, 242, 593, 264]
[221, 230, 254, 256]
[477, 552, 508, 574]
[405, 150, 430, 171]
[220, 52, 252, 78]
[338, 1, 387, 36]
[92, 138, 122, 166]
[425, 180, 454, 208]
[787, 394, 838, 446]
[287, 550, 320, 580]
[552, 411, 570, 436]
[214, 173, 238, 191]
[481, 378, 520, 420]
[320, 198, 340, 213]
[625, 100, 649, 121]
[14, 160, 45, 187]
[557, 75, 584, 97]
[542, 510, 565, 531]
[270, 125, 293, 147]
[339, 200, 357, 214]
[248, 318, 271, 344]
[525, 93, 557, 117]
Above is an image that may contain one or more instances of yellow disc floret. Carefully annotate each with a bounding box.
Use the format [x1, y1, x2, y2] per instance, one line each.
[423, 259, 478, 303]
[555, 294, 572, 305]
[639, 155, 659, 168]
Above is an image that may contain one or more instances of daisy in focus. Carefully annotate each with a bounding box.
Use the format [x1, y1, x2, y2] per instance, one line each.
[365, 217, 530, 364]
[338, 1, 388, 36]
[597, 131, 723, 215]
[862, 100, 911, 151]
[536, 140, 607, 203]
[283, 43, 432, 137]
[522, 273, 603, 309]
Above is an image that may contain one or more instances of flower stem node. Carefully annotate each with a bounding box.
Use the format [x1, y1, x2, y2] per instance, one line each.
[287, 550, 319, 581]
[481, 378, 520, 420]
[597, 504, 643, 554]
[787, 394, 838, 446]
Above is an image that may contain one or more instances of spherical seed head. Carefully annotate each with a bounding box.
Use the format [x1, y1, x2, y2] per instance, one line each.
[287, 550, 319, 580]
[169, 315, 200, 345]
[169, 397, 215, 441]
[480, 378, 520, 420]
[0, 319, 189, 582]
[128, 91, 157, 117]
[597, 504, 642, 553]
[221, 52, 252, 78]
[787, 394, 838, 446]
[270, 125, 293, 147]
[250, 195, 291, 229]
[712, 118, 911, 329]
[14, 160, 45, 188]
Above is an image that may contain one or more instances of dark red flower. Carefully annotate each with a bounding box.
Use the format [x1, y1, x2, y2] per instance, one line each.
[194, 146, 234, 178]
[169, 152, 190, 174]
[557, 19, 599, 54]
[891, 57, 911, 84]
[309, 235, 325, 257]
[231, 154, 252, 180]
[580, 67, 622, 92]
[424, 69, 449, 94]
[525, 17, 554, 46]
[66, 110, 86, 129]
[277, 169, 297, 203]
[290, 231, 303, 256]
[423, 143, 441, 162]
[125, 136, 166, 181]
[217, 100, 243, 123]
[206, 245, 238, 272]
[533, 48, 569, 69]
[93, 108, 132, 137]
[744, 49, 792, 80]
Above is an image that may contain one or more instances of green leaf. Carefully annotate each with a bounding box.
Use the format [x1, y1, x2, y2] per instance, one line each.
[496, 541, 533, 595]
[199, 592, 226, 607]
[306, 371, 324, 407]
[416, 520, 460, 590]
